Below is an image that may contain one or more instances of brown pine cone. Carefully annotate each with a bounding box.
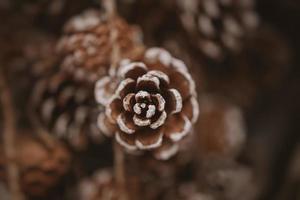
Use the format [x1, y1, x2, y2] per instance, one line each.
[79, 169, 139, 200]
[79, 169, 119, 200]
[31, 72, 101, 150]
[196, 95, 246, 159]
[95, 48, 199, 160]
[56, 9, 145, 83]
[0, 133, 71, 197]
[177, 0, 259, 60]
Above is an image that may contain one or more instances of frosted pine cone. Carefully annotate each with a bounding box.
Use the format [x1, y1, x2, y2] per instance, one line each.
[95, 48, 199, 160]
[178, 0, 259, 60]
[57, 9, 144, 83]
[31, 72, 101, 149]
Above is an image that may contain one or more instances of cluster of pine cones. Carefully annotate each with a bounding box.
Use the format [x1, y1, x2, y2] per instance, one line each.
[0, 0, 297, 199]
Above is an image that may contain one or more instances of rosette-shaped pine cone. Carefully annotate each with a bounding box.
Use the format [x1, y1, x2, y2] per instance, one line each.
[56, 9, 145, 83]
[95, 48, 199, 160]
[177, 0, 259, 60]
[31, 72, 101, 150]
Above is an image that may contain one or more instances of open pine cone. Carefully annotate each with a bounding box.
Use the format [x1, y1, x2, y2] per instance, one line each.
[95, 48, 199, 160]
[57, 9, 145, 83]
[31, 72, 101, 150]
[178, 0, 259, 60]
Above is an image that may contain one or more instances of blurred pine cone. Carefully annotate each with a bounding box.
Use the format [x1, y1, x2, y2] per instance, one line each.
[31, 9, 145, 150]
[79, 169, 139, 200]
[79, 169, 119, 200]
[95, 48, 199, 160]
[31, 72, 101, 150]
[177, 0, 259, 61]
[0, 133, 71, 197]
[196, 95, 246, 159]
[57, 9, 145, 83]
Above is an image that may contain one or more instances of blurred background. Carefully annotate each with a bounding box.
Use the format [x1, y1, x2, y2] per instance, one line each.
[0, 0, 300, 199]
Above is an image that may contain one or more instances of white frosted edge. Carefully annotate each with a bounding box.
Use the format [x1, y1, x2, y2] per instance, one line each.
[133, 103, 142, 115]
[137, 74, 160, 89]
[119, 58, 132, 67]
[133, 114, 151, 127]
[224, 106, 246, 150]
[123, 93, 135, 111]
[190, 96, 200, 123]
[153, 94, 166, 111]
[169, 116, 192, 142]
[75, 106, 88, 124]
[177, 67, 197, 96]
[42, 98, 55, 122]
[146, 105, 156, 118]
[115, 78, 135, 97]
[155, 144, 179, 160]
[150, 111, 167, 129]
[148, 70, 170, 84]
[54, 114, 69, 137]
[105, 95, 119, 123]
[145, 47, 172, 66]
[94, 76, 112, 105]
[135, 90, 150, 99]
[169, 89, 183, 114]
[136, 133, 163, 150]
[97, 113, 113, 137]
[171, 58, 188, 72]
[117, 114, 135, 134]
[118, 62, 147, 78]
[115, 132, 137, 151]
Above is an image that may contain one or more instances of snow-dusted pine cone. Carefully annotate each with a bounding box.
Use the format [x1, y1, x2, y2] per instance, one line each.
[57, 9, 144, 83]
[95, 48, 199, 160]
[178, 0, 259, 60]
[31, 72, 101, 149]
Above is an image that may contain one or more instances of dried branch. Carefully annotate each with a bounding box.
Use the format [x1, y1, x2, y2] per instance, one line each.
[0, 68, 23, 200]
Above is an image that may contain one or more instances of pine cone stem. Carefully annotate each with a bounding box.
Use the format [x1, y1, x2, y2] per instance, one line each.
[0, 68, 24, 200]
[102, 0, 116, 18]
[114, 141, 128, 200]
[102, 0, 121, 76]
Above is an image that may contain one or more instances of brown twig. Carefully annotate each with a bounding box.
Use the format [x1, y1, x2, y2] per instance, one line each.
[114, 141, 128, 200]
[102, 0, 120, 76]
[0, 68, 23, 200]
[102, 1, 128, 199]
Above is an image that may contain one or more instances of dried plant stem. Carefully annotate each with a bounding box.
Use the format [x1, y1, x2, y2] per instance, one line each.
[114, 141, 128, 200]
[102, 0, 116, 18]
[102, 0, 120, 76]
[102, 1, 128, 199]
[0, 69, 23, 200]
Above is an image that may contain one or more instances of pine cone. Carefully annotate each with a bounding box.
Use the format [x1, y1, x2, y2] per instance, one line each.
[178, 0, 259, 60]
[0, 134, 71, 197]
[79, 169, 119, 200]
[57, 9, 145, 83]
[79, 169, 139, 200]
[31, 72, 101, 149]
[95, 48, 199, 160]
[196, 95, 246, 159]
